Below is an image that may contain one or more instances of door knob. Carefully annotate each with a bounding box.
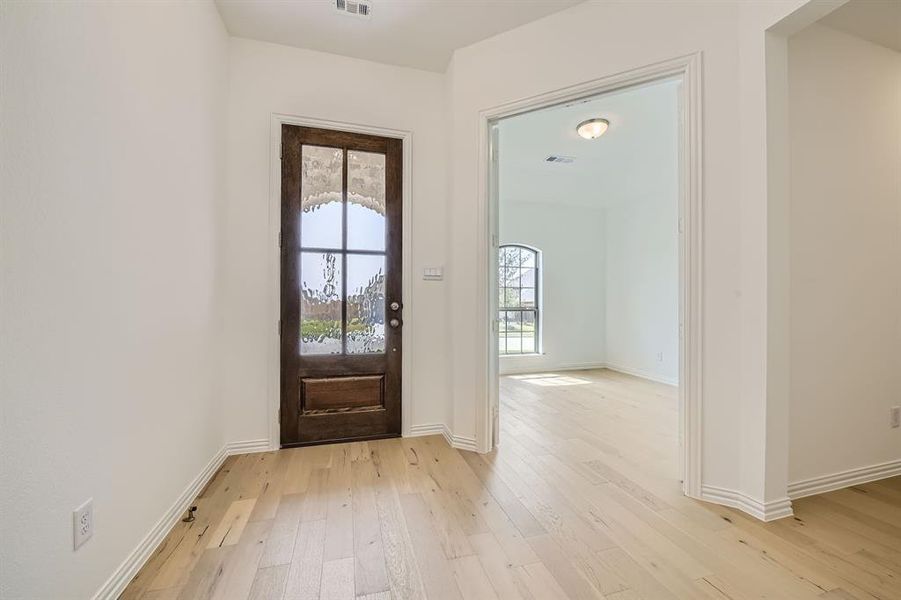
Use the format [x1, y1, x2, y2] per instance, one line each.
[389, 318, 401, 328]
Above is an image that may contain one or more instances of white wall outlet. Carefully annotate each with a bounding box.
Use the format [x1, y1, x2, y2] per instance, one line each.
[656, 352, 664, 362]
[891, 406, 900, 429]
[73, 498, 93, 550]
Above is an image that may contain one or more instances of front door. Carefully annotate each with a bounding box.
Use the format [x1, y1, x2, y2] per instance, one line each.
[280, 125, 402, 447]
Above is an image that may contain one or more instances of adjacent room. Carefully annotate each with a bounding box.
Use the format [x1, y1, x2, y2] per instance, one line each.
[494, 79, 682, 494]
[2, 1, 899, 599]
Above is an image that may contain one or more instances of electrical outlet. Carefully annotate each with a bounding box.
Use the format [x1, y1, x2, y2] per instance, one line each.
[891, 406, 900, 429]
[656, 352, 664, 363]
[73, 499, 93, 550]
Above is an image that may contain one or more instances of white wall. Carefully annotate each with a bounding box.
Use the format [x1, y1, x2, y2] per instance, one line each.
[605, 202, 679, 385]
[604, 87, 680, 386]
[0, 2, 228, 598]
[223, 38, 450, 441]
[788, 24, 901, 484]
[498, 201, 607, 374]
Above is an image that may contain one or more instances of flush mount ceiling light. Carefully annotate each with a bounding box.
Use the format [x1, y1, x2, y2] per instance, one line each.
[576, 118, 609, 140]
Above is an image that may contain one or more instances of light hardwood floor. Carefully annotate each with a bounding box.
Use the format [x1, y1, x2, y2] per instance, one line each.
[123, 369, 901, 599]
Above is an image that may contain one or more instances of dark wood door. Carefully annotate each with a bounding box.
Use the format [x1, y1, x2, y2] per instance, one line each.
[280, 125, 402, 447]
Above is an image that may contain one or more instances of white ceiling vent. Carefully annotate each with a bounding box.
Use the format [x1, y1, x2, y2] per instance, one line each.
[545, 155, 575, 164]
[336, 0, 372, 19]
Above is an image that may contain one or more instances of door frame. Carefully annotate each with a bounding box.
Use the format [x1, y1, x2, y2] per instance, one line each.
[480, 52, 704, 498]
[268, 113, 414, 450]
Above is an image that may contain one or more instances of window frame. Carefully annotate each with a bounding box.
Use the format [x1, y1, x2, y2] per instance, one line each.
[498, 244, 541, 356]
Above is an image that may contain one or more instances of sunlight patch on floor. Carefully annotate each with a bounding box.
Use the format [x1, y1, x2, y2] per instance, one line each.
[508, 373, 592, 386]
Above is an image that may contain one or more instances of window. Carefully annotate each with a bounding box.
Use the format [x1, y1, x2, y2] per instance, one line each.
[499, 244, 540, 355]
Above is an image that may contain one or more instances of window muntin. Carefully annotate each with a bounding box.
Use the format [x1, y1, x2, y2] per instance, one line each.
[499, 245, 539, 355]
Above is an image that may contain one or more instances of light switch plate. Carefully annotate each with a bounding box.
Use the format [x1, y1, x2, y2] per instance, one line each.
[423, 266, 444, 281]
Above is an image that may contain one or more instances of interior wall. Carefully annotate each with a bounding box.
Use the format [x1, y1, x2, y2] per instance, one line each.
[788, 24, 901, 484]
[0, 1, 228, 598]
[498, 200, 607, 374]
[604, 87, 680, 386]
[223, 38, 450, 441]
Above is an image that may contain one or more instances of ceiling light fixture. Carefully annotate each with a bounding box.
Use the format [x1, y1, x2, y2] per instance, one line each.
[576, 118, 609, 140]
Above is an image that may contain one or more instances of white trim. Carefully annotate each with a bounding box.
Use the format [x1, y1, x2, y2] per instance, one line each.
[602, 363, 679, 387]
[92, 440, 270, 600]
[479, 53, 704, 498]
[500, 361, 608, 376]
[787, 459, 901, 500]
[226, 438, 273, 455]
[499, 362, 677, 385]
[407, 423, 447, 438]
[700, 485, 794, 522]
[407, 423, 479, 452]
[268, 114, 415, 447]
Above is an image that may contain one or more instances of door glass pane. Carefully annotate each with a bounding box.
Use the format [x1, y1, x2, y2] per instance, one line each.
[301, 145, 343, 249]
[347, 151, 386, 251]
[347, 254, 385, 354]
[300, 252, 342, 355]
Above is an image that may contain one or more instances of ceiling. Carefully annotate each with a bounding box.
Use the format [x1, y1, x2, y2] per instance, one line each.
[214, 0, 583, 72]
[498, 78, 681, 209]
[819, 0, 901, 52]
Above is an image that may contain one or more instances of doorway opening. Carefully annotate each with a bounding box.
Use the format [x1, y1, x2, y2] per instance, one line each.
[483, 56, 702, 497]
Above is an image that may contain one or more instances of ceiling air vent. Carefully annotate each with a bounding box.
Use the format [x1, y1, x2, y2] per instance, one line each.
[336, 0, 372, 18]
[545, 155, 575, 164]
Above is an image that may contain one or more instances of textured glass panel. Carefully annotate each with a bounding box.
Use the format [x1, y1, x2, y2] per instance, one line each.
[301, 146, 343, 249]
[300, 252, 342, 355]
[522, 311, 536, 353]
[347, 254, 385, 354]
[347, 151, 386, 251]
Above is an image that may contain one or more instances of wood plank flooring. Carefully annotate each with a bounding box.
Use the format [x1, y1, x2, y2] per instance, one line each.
[122, 369, 901, 599]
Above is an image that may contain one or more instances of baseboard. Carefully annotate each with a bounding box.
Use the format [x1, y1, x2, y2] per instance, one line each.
[788, 458, 901, 500]
[700, 485, 794, 522]
[406, 423, 480, 453]
[92, 439, 273, 600]
[499, 361, 608, 376]
[227, 438, 273, 454]
[602, 363, 679, 386]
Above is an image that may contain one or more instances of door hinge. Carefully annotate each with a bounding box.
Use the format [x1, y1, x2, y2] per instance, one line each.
[278, 318, 282, 336]
[279, 231, 282, 248]
[491, 233, 499, 248]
